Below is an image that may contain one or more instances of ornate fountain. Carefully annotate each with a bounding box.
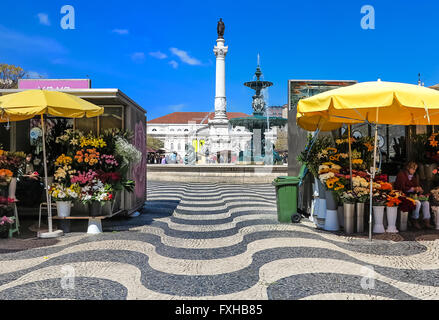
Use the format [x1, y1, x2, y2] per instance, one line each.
[229, 60, 287, 164]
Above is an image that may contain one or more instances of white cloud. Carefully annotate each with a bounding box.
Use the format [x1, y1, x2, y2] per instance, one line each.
[168, 104, 185, 112]
[149, 51, 167, 59]
[37, 13, 50, 26]
[169, 60, 178, 69]
[130, 52, 145, 63]
[112, 29, 129, 35]
[170, 47, 201, 65]
[0, 25, 67, 54]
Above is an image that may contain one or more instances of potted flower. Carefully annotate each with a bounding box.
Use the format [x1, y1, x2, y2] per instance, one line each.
[340, 191, 356, 234]
[50, 183, 80, 217]
[385, 192, 402, 233]
[0, 216, 14, 238]
[0, 169, 13, 201]
[80, 179, 113, 217]
[372, 191, 387, 233]
[353, 186, 369, 233]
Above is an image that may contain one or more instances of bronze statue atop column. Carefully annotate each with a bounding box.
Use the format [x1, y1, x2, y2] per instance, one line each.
[217, 18, 225, 39]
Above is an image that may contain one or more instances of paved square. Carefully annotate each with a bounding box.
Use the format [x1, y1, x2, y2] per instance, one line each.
[0, 181, 439, 299]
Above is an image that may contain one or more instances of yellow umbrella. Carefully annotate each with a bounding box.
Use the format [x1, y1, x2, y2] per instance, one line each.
[296, 80, 439, 241]
[0, 89, 104, 238]
[297, 80, 439, 129]
[0, 89, 103, 121]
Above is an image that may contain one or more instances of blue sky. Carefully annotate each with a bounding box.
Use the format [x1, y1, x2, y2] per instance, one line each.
[1, 0, 439, 120]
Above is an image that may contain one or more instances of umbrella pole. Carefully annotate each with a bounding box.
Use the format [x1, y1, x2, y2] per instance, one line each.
[369, 117, 379, 241]
[38, 114, 62, 238]
[348, 125, 353, 189]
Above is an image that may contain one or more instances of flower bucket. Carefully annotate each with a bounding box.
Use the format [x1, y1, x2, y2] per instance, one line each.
[325, 190, 337, 210]
[324, 209, 339, 231]
[56, 201, 72, 218]
[343, 203, 355, 234]
[386, 206, 398, 233]
[0, 229, 8, 238]
[398, 211, 409, 232]
[432, 207, 439, 230]
[373, 206, 385, 233]
[317, 179, 326, 198]
[8, 177, 16, 200]
[88, 201, 102, 217]
[337, 205, 344, 228]
[356, 202, 365, 233]
[316, 198, 326, 229]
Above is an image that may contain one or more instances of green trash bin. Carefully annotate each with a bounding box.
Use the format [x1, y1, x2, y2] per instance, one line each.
[272, 176, 301, 223]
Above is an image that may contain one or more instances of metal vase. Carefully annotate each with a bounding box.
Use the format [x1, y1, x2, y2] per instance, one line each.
[325, 190, 337, 210]
[356, 202, 365, 233]
[343, 203, 355, 234]
[337, 205, 344, 228]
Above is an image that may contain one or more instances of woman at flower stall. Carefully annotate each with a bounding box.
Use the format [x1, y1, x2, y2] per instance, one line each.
[393, 161, 433, 229]
[16, 153, 44, 207]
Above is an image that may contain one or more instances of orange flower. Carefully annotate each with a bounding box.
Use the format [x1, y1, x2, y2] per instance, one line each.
[329, 154, 340, 161]
[0, 169, 13, 177]
[430, 140, 438, 147]
[379, 182, 393, 191]
[364, 142, 374, 152]
[386, 195, 401, 207]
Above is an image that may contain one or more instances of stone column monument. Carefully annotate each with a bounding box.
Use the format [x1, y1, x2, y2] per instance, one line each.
[209, 18, 231, 155]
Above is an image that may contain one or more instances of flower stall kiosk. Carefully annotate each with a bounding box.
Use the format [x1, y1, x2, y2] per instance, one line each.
[0, 85, 147, 237]
[296, 80, 439, 241]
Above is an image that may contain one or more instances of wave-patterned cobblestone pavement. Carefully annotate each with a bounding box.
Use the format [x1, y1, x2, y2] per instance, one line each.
[1, 181, 439, 299]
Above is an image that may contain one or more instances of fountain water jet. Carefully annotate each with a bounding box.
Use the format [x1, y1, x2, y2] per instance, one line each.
[229, 58, 287, 164]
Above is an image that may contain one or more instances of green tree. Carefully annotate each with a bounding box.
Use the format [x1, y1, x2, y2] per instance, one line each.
[0, 64, 27, 89]
[147, 136, 164, 150]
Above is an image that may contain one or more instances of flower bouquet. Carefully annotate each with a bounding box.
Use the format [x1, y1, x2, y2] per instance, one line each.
[0, 216, 14, 238]
[50, 183, 80, 217]
[353, 186, 369, 203]
[0, 151, 26, 177]
[0, 169, 13, 186]
[398, 196, 416, 212]
[412, 194, 429, 202]
[79, 179, 113, 217]
[50, 183, 80, 202]
[430, 187, 439, 206]
[372, 191, 388, 206]
[340, 190, 356, 204]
